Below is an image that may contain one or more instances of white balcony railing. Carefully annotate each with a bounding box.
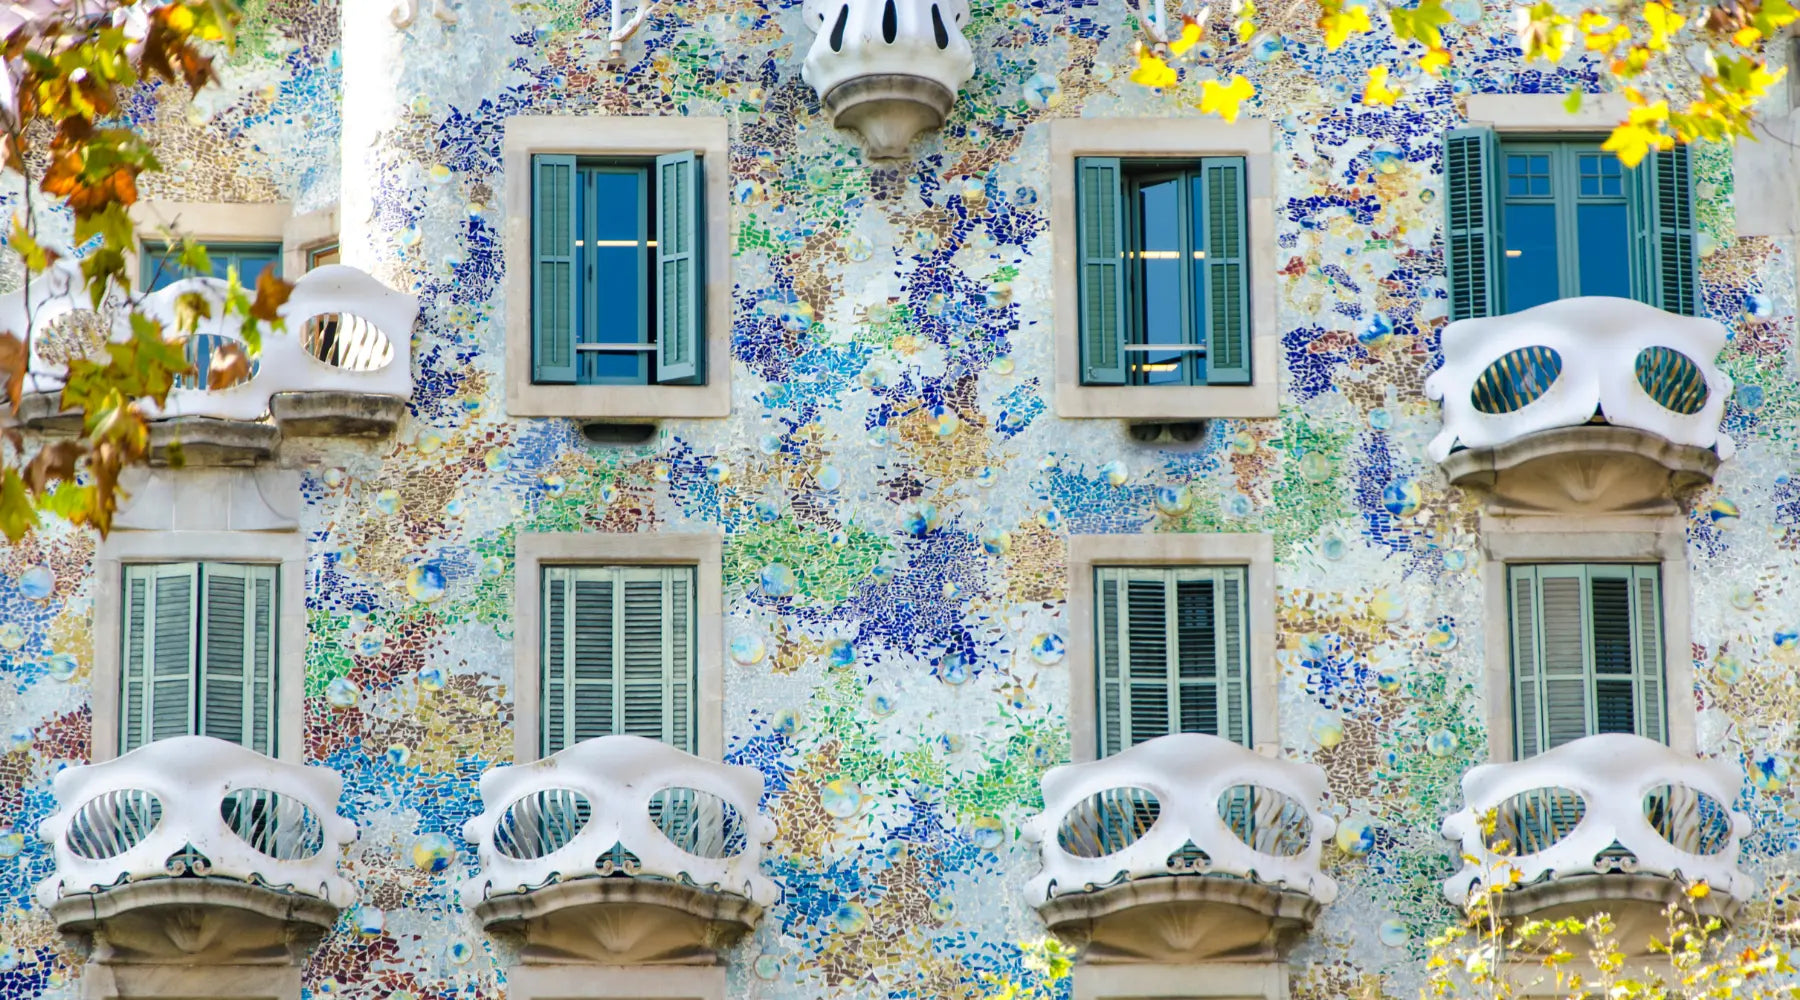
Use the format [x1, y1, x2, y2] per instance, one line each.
[15, 259, 417, 422]
[461, 736, 778, 909]
[1425, 296, 1735, 463]
[1442, 733, 1752, 907]
[35, 736, 358, 908]
[801, 0, 975, 157]
[1022, 733, 1339, 905]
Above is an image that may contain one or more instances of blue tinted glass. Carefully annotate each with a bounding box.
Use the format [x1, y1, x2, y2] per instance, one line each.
[1136, 176, 1186, 386]
[143, 247, 184, 291]
[1578, 153, 1623, 197]
[225, 252, 280, 288]
[1504, 203, 1560, 312]
[581, 168, 647, 383]
[1577, 203, 1631, 298]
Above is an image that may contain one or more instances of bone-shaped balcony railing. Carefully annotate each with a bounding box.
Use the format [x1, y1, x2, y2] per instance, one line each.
[461, 735, 778, 909]
[1424, 296, 1735, 463]
[15, 260, 417, 422]
[35, 736, 358, 908]
[1021, 733, 1339, 905]
[1442, 733, 1752, 907]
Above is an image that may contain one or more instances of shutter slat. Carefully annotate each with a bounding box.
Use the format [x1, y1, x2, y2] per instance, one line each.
[1097, 571, 1123, 757]
[1077, 157, 1128, 385]
[1632, 146, 1696, 315]
[199, 565, 249, 747]
[1509, 569, 1542, 758]
[1096, 567, 1250, 753]
[149, 564, 198, 742]
[1444, 127, 1504, 320]
[571, 576, 616, 744]
[122, 571, 151, 753]
[1634, 568, 1667, 743]
[1219, 570, 1247, 746]
[654, 151, 704, 385]
[250, 570, 275, 755]
[542, 569, 570, 755]
[532, 154, 579, 383]
[1200, 157, 1250, 384]
[1537, 571, 1589, 750]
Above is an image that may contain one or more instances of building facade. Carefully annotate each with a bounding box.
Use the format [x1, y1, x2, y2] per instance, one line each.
[3, 2, 1800, 1000]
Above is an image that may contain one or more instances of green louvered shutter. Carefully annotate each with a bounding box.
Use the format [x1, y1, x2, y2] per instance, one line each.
[532, 154, 579, 384]
[544, 567, 694, 754]
[1077, 157, 1128, 386]
[1630, 146, 1697, 316]
[1509, 569, 1542, 759]
[198, 564, 278, 754]
[655, 151, 704, 385]
[1511, 565, 1667, 757]
[1096, 567, 1251, 755]
[1444, 127, 1504, 320]
[1200, 157, 1251, 385]
[121, 563, 200, 752]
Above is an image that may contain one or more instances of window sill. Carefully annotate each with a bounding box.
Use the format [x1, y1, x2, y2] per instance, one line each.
[506, 378, 730, 420]
[1053, 380, 1278, 421]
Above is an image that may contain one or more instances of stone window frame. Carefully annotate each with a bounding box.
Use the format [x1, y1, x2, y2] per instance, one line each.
[508, 965, 723, 1000]
[1479, 513, 1697, 761]
[501, 116, 733, 421]
[511, 531, 726, 763]
[1073, 961, 1290, 1000]
[1066, 533, 1279, 761]
[81, 961, 312, 1000]
[128, 200, 316, 287]
[91, 524, 308, 764]
[1047, 117, 1279, 421]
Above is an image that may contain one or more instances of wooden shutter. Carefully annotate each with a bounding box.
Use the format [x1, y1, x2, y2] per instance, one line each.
[1096, 567, 1251, 755]
[198, 564, 278, 754]
[1630, 145, 1697, 316]
[654, 152, 704, 385]
[1444, 127, 1504, 320]
[1511, 564, 1668, 756]
[531, 154, 579, 384]
[1076, 157, 1128, 386]
[120, 564, 200, 751]
[1199, 157, 1251, 385]
[543, 566, 695, 755]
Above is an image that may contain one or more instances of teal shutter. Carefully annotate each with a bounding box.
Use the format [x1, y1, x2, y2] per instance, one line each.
[1199, 157, 1251, 385]
[197, 564, 277, 754]
[1444, 127, 1504, 320]
[1630, 146, 1697, 316]
[1077, 157, 1128, 386]
[544, 567, 694, 754]
[654, 151, 704, 386]
[1096, 567, 1250, 755]
[532, 154, 579, 384]
[120, 564, 199, 752]
[1511, 564, 1668, 756]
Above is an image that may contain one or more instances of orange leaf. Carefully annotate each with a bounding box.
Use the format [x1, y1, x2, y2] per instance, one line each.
[0, 331, 26, 409]
[250, 268, 293, 325]
[206, 341, 252, 390]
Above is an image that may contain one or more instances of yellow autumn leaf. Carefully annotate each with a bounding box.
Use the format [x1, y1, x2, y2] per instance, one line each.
[1318, 1, 1373, 49]
[1643, 1, 1684, 51]
[1170, 16, 1204, 55]
[1363, 64, 1403, 104]
[1130, 49, 1178, 88]
[1514, 1, 1572, 62]
[1199, 74, 1256, 121]
[1601, 100, 1674, 166]
[1580, 12, 1629, 51]
[1418, 46, 1452, 74]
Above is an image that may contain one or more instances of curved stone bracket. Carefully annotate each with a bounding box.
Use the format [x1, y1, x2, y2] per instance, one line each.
[1441, 425, 1722, 516]
[1037, 876, 1322, 963]
[801, 0, 976, 158]
[472, 877, 762, 966]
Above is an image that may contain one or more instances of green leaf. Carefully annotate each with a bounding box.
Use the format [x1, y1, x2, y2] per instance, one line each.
[0, 469, 39, 541]
[10, 216, 49, 272]
[1564, 86, 1585, 113]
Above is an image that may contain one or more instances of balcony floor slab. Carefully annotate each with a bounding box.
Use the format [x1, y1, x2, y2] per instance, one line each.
[472, 876, 762, 966]
[49, 877, 341, 965]
[1038, 874, 1322, 964]
[1441, 425, 1720, 516]
[1492, 872, 1741, 956]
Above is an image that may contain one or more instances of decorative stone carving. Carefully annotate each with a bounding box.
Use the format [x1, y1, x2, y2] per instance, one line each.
[35, 737, 357, 994]
[1021, 734, 1337, 963]
[462, 736, 776, 965]
[1440, 425, 1721, 516]
[801, 0, 975, 158]
[1443, 733, 1750, 950]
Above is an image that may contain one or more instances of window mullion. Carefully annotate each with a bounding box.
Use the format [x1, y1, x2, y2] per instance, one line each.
[1553, 147, 1583, 299]
[1177, 171, 1197, 387]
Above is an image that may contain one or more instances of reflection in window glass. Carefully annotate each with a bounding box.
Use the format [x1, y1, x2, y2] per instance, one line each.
[1135, 176, 1185, 387]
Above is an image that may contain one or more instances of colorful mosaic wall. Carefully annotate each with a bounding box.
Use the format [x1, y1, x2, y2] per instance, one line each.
[3, 2, 1799, 1000]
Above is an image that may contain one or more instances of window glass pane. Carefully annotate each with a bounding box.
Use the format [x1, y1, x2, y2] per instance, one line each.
[1507, 154, 1552, 197]
[1578, 153, 1623, 197]
[1135, 176, 1186, 386]
[1576, 203, 1631, 299]
[225, 251, 280, 288]
[1503, 203, 1560, 312]
[307, 244, 341, 270]
[582, 168, 647, 383]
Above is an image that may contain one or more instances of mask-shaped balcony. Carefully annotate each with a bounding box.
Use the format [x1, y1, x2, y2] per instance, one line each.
[1021, 734, 1339, 964]
[1443, 733, 1750, 952]
[1425, 297, 1733, 516]
[461, 736, 777, 966]
[801, 0, 975, 159]
[34, 736, 358, 973]
[15, 260, 418, 464]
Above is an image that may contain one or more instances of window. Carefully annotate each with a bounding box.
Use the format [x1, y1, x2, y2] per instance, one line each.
[540, 565, 696, 756]
[120, 562, 278, 755]
[531, 153, 704, 388]
[1095, 566, 1249, 756]
[1507, 564, 1667, 758]
[1075, 157, 1250, 387]
[1445, 129, 1695, 320]
[306, 243, 341, 270]
[140, 240, 282, 292]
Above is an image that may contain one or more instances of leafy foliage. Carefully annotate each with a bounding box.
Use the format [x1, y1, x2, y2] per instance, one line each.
[0, 0, 275, 540]
[1127, 0, 1797, 165]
